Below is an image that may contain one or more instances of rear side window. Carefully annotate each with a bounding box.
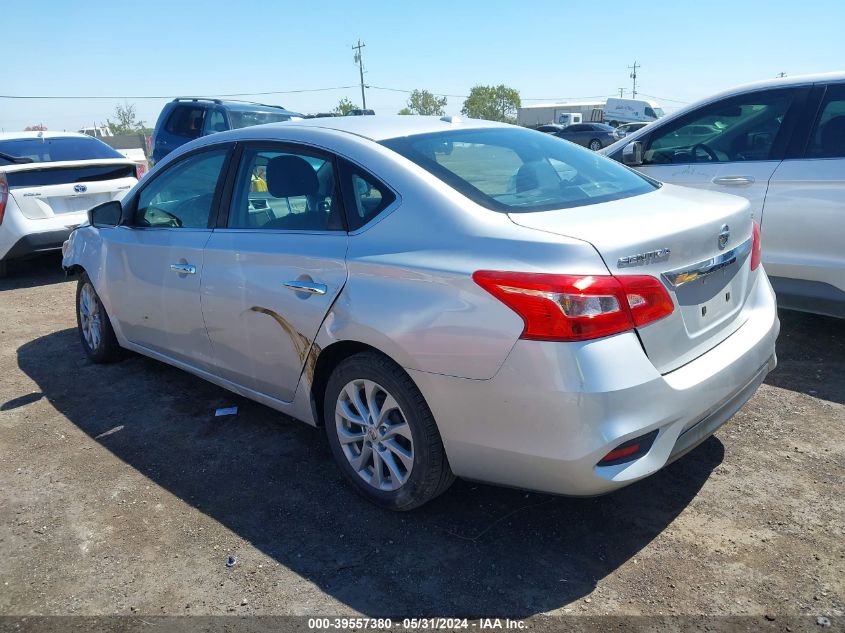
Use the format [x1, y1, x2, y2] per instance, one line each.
[134, 149, 227, 228]
[227, 147, 342, 231]
[340, 162, 396, 230]
[382, 127, 655, 213]
[805, 84, 845, 159]
[165, 106, 206, 139]
[0, 137, 123, 164]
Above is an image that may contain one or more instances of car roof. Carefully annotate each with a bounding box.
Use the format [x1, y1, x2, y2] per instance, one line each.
[0, 131, 93, 141]
[221, 101, 300, 114]
[258, 115, 513, 141]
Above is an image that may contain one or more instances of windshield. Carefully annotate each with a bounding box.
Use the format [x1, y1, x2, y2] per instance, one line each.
[228, 111, 293, 129]
[654, 108, 665, 117]
[0, 136, 123, 165]
[382, 127, 656, 213]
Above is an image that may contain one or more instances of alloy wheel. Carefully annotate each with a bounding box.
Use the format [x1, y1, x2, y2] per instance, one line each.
[78, 282, 102, 351]
[335, 378, 414, 491]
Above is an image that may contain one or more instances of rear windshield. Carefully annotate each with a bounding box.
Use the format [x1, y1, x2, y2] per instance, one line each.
[228, 111, 293, 129]
[381, 127, 656, 213]
[0, 137, 123, 164]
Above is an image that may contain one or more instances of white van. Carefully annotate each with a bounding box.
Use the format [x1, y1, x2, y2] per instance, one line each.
[603, 98, 664, 126]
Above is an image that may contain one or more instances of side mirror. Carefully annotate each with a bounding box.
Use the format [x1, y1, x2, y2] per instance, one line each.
[88, 200, 122, 228]
[622, 141, 644, 166]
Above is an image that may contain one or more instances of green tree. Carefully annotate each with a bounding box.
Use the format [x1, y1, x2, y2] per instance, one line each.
[333, 97, 357, 116]
[397, 107, 413, 115]
[406, 89, 448, 116]
[106, 102, 148, 135]
[461, 85, 521, 123]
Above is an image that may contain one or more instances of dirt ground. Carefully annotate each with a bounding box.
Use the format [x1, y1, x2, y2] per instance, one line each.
[0, 254, 843, 623]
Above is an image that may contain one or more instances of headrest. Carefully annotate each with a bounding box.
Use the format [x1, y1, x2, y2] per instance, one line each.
[266, 155, 319, 198]
[820, 115, 845, 155]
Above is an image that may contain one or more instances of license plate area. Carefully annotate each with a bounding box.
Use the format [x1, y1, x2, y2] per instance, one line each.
[674, 259, 745, 335]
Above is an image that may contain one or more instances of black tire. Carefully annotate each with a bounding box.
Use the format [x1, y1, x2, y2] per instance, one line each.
[588, 139, 603, 151]
[324, 351, 455, 511]
[75, 273, 122, 363]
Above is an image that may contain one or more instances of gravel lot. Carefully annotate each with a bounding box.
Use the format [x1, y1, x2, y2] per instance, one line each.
[0, 254, 842, 623]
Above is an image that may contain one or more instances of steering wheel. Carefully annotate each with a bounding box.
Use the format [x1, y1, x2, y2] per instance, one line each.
[145, 206, 183, 228]
[691, 143, 719, 162]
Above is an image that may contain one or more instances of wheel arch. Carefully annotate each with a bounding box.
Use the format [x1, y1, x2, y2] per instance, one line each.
[309, 340, 403, 427]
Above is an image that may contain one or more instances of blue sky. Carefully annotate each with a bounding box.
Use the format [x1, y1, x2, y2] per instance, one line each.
[2, 0, 844, 131]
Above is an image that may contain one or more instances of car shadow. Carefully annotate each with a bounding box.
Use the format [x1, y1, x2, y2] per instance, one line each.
[765, 309, 844, 405]
[17, 329, 723, 618]
[0, 253, 69, 292]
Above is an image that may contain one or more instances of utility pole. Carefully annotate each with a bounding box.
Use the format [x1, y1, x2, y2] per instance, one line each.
[618, 88, 625, 98]
[352, 39, 367, 110]
[776, 71, 787, 78]
[628, 61, 639, 99]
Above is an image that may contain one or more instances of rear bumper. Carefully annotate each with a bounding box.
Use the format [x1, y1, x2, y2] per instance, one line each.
[1, 228, 73, 261]
[410, 270, 779, 496]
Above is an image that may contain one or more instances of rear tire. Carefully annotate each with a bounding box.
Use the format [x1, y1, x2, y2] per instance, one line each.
[588, 139, 603, 151]
[324, 351, 455, 510]
[76, 273, 122, 363]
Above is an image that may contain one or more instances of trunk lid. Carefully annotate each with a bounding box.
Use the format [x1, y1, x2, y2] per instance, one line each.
[508, 184, 755, 373]
[3, 159, 136, 220]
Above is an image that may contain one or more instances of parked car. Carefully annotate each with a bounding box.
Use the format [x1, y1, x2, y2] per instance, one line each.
[0, 132, 137, 277]
[603, 72, 845, 318]
[533, 124, 567, 134]
[150, 98, 302, 165]
[555, 123, 619, 150]
[63, 116, 778, 510]
[615, 121, 650, 138]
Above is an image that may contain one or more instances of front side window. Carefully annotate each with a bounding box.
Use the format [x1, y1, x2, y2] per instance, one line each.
[165, 106, 206, 139]
[382, 127, 656, 213]
[134, 149, 227, 228]
[805, 84, 845, 159]
[228, 110, 293, 129]
[227, 147, 342, 230]
[644, 89, 795, 164]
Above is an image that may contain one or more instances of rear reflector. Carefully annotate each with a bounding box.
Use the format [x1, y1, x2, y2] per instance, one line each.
[472, 271, 674, 342]
[0, 172, 7, 225]
[598, 429, 659, 466]
[750, 220, 762, 271]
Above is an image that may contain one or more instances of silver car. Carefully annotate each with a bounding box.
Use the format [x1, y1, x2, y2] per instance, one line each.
[62, 116, 779, 510]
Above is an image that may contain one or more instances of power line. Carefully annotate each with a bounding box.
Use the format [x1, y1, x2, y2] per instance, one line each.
[0, 86, 361, 100]
[636, 92, 690, 105]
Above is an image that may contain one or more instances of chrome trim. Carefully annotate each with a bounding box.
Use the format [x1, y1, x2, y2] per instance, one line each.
[169, 263, 197, 275]
[283, 280, 327, 295]
[661, 238, 752, 288]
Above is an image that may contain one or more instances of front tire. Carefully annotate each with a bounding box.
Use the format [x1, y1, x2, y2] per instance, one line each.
[324, 351, 455, 510]
[76, 273, 122, 363]
[588, 139, 603, 151]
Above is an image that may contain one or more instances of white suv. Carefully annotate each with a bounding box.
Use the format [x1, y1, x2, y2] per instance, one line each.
[603, 72, 845, 318]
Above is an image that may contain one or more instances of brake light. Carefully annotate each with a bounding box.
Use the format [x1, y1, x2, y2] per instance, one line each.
[0, 172, 8, 226]
[472, 271, 674, 342]
[135, 162, 148, 179]
[750, 220, 762, 271]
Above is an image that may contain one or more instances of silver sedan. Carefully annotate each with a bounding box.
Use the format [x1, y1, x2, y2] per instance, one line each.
[63, 115, 779, 510]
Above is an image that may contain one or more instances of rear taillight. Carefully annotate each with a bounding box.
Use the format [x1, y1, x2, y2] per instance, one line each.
[472, 271, 674, 342]
[597, 429, 659, 466]
[135, 163, 148, 179]
[750, 220, 762, 271]
[0, 172, 8, 226]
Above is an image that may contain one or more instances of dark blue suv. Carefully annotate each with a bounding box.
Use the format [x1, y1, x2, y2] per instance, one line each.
[150, 98, 302, 165]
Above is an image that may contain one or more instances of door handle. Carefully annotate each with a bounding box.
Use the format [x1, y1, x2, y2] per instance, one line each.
[169, 263, 197, 275]
[283, 280, 327, 295]
[712, 175, 755, 186]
